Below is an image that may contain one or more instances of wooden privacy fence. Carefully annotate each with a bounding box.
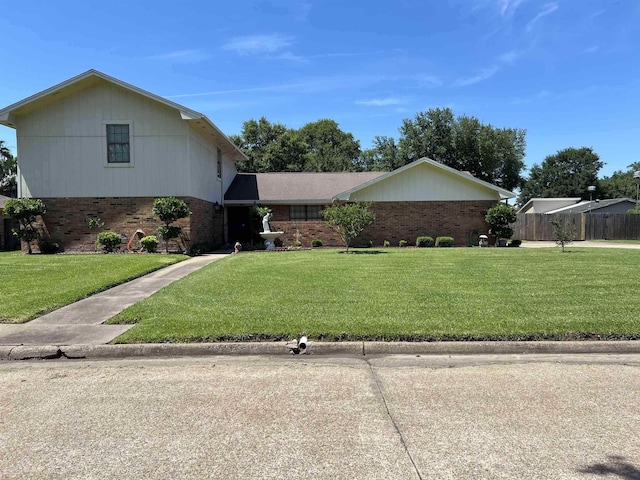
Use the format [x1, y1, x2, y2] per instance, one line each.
[513, 213, 640, 241]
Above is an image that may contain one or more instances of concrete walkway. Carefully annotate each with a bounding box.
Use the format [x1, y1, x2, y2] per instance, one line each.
[0, 254, 227, 346]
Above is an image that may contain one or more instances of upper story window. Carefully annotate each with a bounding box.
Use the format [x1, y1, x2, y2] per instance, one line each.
[106, 124, 130, 164]
[217, 148, 222, 178]
[290, 205, 323, 221]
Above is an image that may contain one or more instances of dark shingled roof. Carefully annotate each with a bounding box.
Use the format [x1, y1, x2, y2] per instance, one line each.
[225, 172, 386, 203]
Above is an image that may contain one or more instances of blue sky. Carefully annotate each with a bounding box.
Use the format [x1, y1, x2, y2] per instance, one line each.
[1, 0, 639, 177]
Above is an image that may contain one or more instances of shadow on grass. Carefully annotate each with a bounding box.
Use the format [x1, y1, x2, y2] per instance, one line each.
[578, 455, 640, 479]
[339, 250, 388, 255]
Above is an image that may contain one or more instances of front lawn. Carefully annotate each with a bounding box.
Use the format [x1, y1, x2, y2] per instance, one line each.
[0, 252, 187, 322]
[109, 248, 640, 343]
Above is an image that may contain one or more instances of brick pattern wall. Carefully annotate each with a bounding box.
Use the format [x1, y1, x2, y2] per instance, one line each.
[264, 201, 496, 247]
[32, 197, 222, 252]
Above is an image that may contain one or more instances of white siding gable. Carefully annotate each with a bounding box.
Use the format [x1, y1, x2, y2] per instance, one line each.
[349, 162, 500, 202]
[13, 78, 237, 203]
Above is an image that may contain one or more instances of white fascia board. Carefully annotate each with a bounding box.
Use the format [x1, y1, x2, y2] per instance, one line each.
[224, 199, 331, 205]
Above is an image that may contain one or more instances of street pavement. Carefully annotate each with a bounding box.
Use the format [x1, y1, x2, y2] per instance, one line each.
[1, 354, 639, 479]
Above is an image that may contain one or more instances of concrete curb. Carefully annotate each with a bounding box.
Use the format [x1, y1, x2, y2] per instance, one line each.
[3, 340, 640, 360]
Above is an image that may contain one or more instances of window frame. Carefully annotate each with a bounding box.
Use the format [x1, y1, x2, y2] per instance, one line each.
[104, 121, 134, 167]
[289, 205, 324, 221]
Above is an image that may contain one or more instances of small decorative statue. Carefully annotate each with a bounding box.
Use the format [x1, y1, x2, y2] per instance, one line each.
[234, 241, 242, 254]
[262, 213, 271, 233]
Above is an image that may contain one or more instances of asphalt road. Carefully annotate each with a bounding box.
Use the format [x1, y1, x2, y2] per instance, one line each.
[2, 354, 639, 479]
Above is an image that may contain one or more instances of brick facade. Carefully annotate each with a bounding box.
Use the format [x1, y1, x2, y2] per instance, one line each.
[32, 197, 222, 253]
[265, 201, 496, 247]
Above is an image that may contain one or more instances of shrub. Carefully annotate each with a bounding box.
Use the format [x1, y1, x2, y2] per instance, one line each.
[4, 198, 46, 254]
[140, 235, 159, 253]
[383, 240, 390, 248]
[96, 231, 122, 253]
[436, 236, 454, 247]
[153, 197, 191, 253]
[508, 239, 522, 247]
[485, 203, 517, 244]
[416, 236, 435, 247]
[311, 239, 323, 247]
[321, 202, 375, 253]
[38, 237, 61, 254]
[293, 240, 302, 248]
[399, 240, 408, 247]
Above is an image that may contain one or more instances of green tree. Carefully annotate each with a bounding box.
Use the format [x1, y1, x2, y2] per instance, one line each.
[359, 136, 400, 171]
[550, 218, 577, 253]
[376, 107, 525, 189]
[4, 198, 46, 254]
[518, 147, 604, 205]
[152, 197, 191, 253]
[0, 140, 17, 197]
[599, 161, 640, 200]
[485, 203, 517, 245]
[298, 119, 361, 172]
[230, 117, 291, 172]
[321, 202, 376, 253]
[230, 117, 362, 172]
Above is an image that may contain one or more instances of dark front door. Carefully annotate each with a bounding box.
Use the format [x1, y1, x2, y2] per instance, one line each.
[2, 218, 20, 251]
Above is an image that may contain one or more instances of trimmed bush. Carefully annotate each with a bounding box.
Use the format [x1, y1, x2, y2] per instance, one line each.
[140, 235, 159, 253]
[38, 237, 61, 254]
[383, 240, 390, 248]
[508, 239, 522, 247]
[311, 239, 323, 247]
[96, 231, 122, 253]
[416, 236, 435, 248]
[436, 236, 454, 247]
[399, 240, 408, 247]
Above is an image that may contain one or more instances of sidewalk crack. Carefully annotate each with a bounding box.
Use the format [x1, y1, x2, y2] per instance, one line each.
[367, 360, 423, 480]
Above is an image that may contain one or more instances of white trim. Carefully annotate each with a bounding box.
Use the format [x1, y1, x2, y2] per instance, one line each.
[103, 120, 134, 168]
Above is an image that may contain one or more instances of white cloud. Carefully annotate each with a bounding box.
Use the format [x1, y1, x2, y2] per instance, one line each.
[453, 66, 500, 87]
[526, 3, 559, 32]
[222, 34, 294, 56]
[145, 49, 211, 63]
[498, 0, 525, 16]
[498, 50, 520, 64]
[355, 97, 403, 107]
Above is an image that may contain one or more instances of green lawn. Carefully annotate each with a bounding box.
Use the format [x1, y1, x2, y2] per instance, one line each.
[0, 252, 187, 322]
[109, 247, 640, 343]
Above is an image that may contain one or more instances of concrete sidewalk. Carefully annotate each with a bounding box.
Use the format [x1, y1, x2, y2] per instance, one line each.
[0, 253, 227, 346]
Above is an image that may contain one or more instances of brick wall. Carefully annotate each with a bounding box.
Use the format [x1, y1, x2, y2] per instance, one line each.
[264, 201, 496, 247]
[33, 197, 222, 252]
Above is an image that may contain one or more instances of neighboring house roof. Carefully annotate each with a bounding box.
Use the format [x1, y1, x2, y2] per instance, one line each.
[0, 69, 248, 161]
[225, 157, 516, 204]
[334, 158, 516, 201]
[545, 198, 637, 214]
[517, 198, 581, 214]
[225, 172, 386, 204]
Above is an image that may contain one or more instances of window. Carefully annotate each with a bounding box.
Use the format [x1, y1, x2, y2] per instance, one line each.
[289, 205, 323, 221]
[106, 124, 130, 164]
[217, 148, 222, 178]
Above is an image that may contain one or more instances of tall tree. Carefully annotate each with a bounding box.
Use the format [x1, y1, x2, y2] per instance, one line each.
[388, 108, 525, 190]
[518, 147, 604, 205]
[229, 117, 289, 173]
[230, 117, 361, 172]
[599, 161, 640, 199]
[0, 140, 17, 197]
[359, 136, 400, 171]
[298, 119, 361, 172]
